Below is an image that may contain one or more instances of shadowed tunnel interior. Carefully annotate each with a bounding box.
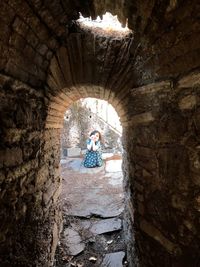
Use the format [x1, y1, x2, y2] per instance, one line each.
[0, 0, 200, 266]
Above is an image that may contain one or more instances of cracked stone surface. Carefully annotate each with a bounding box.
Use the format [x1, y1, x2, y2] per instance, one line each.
[90, 218, 122, 235]
[61, 156, 124, 218]
[71, 218, 122, 236]
[101, 251, 125, 267]
[54, 155, 126, 266]
[62, 228, 85, 256]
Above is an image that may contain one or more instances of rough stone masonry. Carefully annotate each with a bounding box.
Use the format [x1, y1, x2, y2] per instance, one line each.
[0, 1, 200, 267]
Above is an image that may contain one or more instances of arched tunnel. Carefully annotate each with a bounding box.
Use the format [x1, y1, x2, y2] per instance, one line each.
[0, 0, 200, 266]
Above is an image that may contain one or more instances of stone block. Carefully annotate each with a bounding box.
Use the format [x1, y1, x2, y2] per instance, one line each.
[134, 146, 155, 158]
[0, 147, 23, 167]
[49, 56, 67, 89]
[7, 159, 38, 181]
[36, 166, 49, 187]
[27, 32, 39, 48]
[137, 193, 144, 202]
[194, 195, 200, 212]
[131, 112, 155, 125]
[171, 194, 187, 211]
[178, 95, 197, 110]
[46, 50, 53, 60]
[67, 147, 81, 157]
[43, 180, 61, 206]
[37, 44, 48, 56]
[4, 128, 26, 143]
[131, 80, 172, 96]
[9, 32, 26, 51]
[177, 72, 200, 88]
[12, 17, 29, 37]
[138, 202, 145, 215]
[142, 169, 152, 178]
[134, 182, 144, 192]
[51, 222, 59, 262]
[101, 251, 125, 267]
[191, 172, 200, 186]
[63, 228, 85, 256]
[0, 2, 15, 24]
[43, 184, 55, 206]
[90, 218, 122, 235]
[158, 109, 187, 142]
[56, 46, 73, 86]
[0, 171, 5, 185]
[53, 183, 62, 203]
[193, 111, 200, 135]
[5, 59, 29, 83]
[140, 219, 181, 255]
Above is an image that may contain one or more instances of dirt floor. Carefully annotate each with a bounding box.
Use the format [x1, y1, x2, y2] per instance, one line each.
[54, 154, 128, 267]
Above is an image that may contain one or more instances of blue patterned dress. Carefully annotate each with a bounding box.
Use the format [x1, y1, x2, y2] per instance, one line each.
[83, 139, 103, 168]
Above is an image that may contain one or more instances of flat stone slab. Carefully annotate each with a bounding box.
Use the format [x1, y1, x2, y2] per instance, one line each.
[90, 218, 122, 235]
[101, 251, 125, 267]
[105, 172, 123, 186]
[75, 218, 122, 236]
[62, 158, 105, 174]
[60, 159, 68, 165]
[65, 195, 124, 218]
[63, 228, 85, 256]
[79, 164, 105, 174]
[105, 160, 122, 172]
[102, 153, 114, 159]
[68, 159, 83, 171]
[67, 147, 81, 157]
[58, 156, 126, 267]
[61, 157, 124, 217]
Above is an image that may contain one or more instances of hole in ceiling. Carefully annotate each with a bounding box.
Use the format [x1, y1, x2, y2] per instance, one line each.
[77, 12, 131, 37]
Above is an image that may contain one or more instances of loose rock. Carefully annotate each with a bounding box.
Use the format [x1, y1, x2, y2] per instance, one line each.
[63, 228, 85, 256]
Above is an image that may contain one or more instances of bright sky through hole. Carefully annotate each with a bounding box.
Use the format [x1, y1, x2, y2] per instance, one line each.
[78, 12, 130, 35]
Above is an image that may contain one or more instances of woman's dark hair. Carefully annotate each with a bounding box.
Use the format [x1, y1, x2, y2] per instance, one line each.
[90, 130, 102, 141]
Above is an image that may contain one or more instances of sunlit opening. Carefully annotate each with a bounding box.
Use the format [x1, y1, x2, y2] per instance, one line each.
[57, 97, 125, 265]
[78, 12, 131, 36]
[61, 97, 123, 157]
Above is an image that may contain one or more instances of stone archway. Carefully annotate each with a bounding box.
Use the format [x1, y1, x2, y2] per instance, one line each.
[43, 61, 132, 265]
[0, 1, 200, 267]
[37, 33, 134, 265]
[47, 85, 128, 267]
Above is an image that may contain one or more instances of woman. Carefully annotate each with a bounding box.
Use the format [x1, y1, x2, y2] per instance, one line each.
[83, 130, 103, 168]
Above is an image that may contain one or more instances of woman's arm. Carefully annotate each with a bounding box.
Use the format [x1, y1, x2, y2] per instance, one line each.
[87, 141, 92, 150]
[87, 139, 95, 150]
[92, 141, 100, 151]
[87, 140, 99, 151]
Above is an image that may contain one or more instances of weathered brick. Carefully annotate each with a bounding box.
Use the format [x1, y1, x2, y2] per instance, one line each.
[0, 147, 23, 167]
[178, 95, 197, 110]
[140, 219, 181, 255]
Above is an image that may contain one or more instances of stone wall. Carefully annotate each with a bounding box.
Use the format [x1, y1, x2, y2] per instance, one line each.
[1, 0, 199, 89]
[0, 74, 62, 266]
[125, 73, 200, 267]
[0, 1, 200, 267]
